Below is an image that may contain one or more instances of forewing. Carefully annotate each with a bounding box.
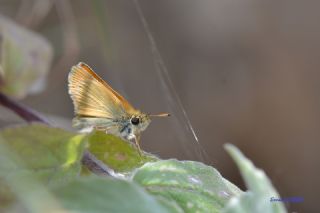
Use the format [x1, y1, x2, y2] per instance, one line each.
[68, 62, 137, 119]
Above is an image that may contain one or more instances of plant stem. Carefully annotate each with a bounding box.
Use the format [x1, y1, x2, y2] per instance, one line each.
[0, 92, 111, 176]
[82, 150, 113, 176]
[0, 92, 50, 124]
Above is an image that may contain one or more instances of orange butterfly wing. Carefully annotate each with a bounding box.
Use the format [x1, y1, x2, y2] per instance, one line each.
[68, 62, 138, 119]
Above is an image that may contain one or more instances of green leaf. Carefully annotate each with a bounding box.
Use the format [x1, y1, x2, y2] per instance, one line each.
[0, 15, 53, 99]
[133, 159, 242, 213]
[223, 144, 287, 213]
[0, 136, 74, 213]
[86, 131, 158, 175]
[0, 123, 87, 184]
[54, 176, 179, 213]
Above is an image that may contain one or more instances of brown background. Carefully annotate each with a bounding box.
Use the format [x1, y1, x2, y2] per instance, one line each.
[1, 0, 319, 212]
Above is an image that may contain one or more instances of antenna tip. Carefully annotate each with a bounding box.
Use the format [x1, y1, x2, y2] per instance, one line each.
[149, 113, 170, 117]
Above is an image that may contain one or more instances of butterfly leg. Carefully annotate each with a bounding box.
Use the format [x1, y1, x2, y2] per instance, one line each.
[134, 134, 142, 156]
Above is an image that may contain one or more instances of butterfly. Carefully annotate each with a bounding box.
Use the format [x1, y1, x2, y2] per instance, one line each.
[68, 62, 169, 154]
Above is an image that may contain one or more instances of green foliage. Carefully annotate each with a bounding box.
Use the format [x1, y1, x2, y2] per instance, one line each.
[0, 124, 287, 213]
[0, 15, 53, 99]
[133, 160, 242, 213]
[223, 144, 287, 213]
[0, 125, 86, 213]
[86, 131, 158, 174]
[54, 176, 178, 213]
[0, 124, 87, 184]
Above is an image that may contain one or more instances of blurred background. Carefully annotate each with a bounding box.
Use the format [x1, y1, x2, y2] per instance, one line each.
[0, 0, 319, 212]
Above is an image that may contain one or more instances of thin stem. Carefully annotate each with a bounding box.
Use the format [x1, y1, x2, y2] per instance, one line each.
[82, 150, 113, 176]
[0, 92, 110, 176]
[0, 92, 50, 124]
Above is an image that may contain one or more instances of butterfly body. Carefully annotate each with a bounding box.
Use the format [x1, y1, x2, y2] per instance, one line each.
[73, 113, 150, 141]
[68, 62, 168, 153]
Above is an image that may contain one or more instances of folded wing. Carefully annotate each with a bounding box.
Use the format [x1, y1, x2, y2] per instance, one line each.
[68, 62, 137, 119]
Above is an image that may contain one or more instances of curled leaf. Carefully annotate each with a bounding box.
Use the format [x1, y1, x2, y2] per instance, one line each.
[223, 144, 287, 213]
[0, 15, 53, 99]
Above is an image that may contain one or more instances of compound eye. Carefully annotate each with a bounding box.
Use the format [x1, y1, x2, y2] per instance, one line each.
[131, 117, 140, 125]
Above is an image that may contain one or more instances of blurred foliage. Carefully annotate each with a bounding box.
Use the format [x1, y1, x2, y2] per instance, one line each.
[0, 124, 287, 212]
[0, 15, 53, 99]
[54, 177, 178, 213]
[0, 124, 87, 185]
[223, 144, 287, 213]
[0, 124, 87, 212]
[0, 141, 71, 213]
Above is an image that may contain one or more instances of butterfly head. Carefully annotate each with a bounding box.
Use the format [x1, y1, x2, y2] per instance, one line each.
[129, 113, 151, 134]
[129, 112, 170, 135]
